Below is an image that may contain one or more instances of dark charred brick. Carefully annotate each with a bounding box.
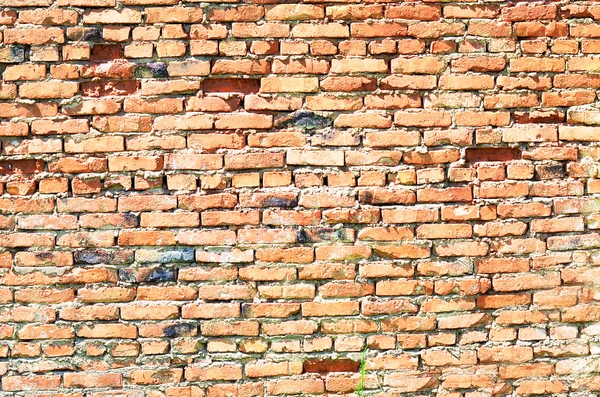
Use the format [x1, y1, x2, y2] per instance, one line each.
[303, 359, 360, 374]
[67, 27, 102, 42]
[0, 46, 24, 63]
[118, 267, 177, 283]
[91, 44, 123, 61]
[465, 148, 521, 162]
[74, 249, 135, 265]
[535, 163, 565, 180]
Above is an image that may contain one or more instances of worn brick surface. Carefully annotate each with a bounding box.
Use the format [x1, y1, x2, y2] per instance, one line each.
[0, 0, 598, 395]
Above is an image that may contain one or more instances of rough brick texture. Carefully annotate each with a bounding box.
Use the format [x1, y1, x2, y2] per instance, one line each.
[0, 0, 599, 396]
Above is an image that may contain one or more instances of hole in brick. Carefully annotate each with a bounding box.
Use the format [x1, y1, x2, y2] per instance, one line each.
[135, 62, 168, 78]
[203, 78, 260, 94]
[275, 110, 332, 130]
[163, 324, 196, 337]
[118, 267, 177, 283]
[465, 148, 521, 162]
[9, 47, 25, 63]
[297, 227, 354, 243]
[264, 196, 298, 207]
[303, 359, 360, 374]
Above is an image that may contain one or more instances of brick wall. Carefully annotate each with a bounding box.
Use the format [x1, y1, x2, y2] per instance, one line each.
[0, 0, 598, 395]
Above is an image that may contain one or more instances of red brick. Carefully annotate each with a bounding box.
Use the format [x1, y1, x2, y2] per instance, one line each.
[3, 64, 46, 81]
[232, 22, 290, 38]
[395, 110, 452, 127]
[64, 372, 122, 388]
[261, 76, 318, 93]
[293, 23, 349, 38]
[147, 6, 203, 23]
[478, 346, 534, 363]
[468, 20, 511, 37]
[83, 9, 141, 24]
[0, 2, 596, 394]
[2, 375, 61, 391]
[131, 369, 183, 385]
[5, 27, 64, 45]
[386, 4, 440, 20]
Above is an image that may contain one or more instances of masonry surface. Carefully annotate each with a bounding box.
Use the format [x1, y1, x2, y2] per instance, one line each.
[0, 0, 600, 396]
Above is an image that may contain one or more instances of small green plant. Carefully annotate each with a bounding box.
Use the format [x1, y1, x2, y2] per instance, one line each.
[356, 345, 368, 397]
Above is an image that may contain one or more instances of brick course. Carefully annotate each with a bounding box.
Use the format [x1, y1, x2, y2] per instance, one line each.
[0, 0, 598, 395]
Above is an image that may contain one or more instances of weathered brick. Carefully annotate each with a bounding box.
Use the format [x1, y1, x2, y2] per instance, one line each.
[266, 4, 324, 21]
[0, 2, 596, 394]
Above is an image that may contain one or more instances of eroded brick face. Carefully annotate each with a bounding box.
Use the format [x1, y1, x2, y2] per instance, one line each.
[0, 0, 598, 396]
